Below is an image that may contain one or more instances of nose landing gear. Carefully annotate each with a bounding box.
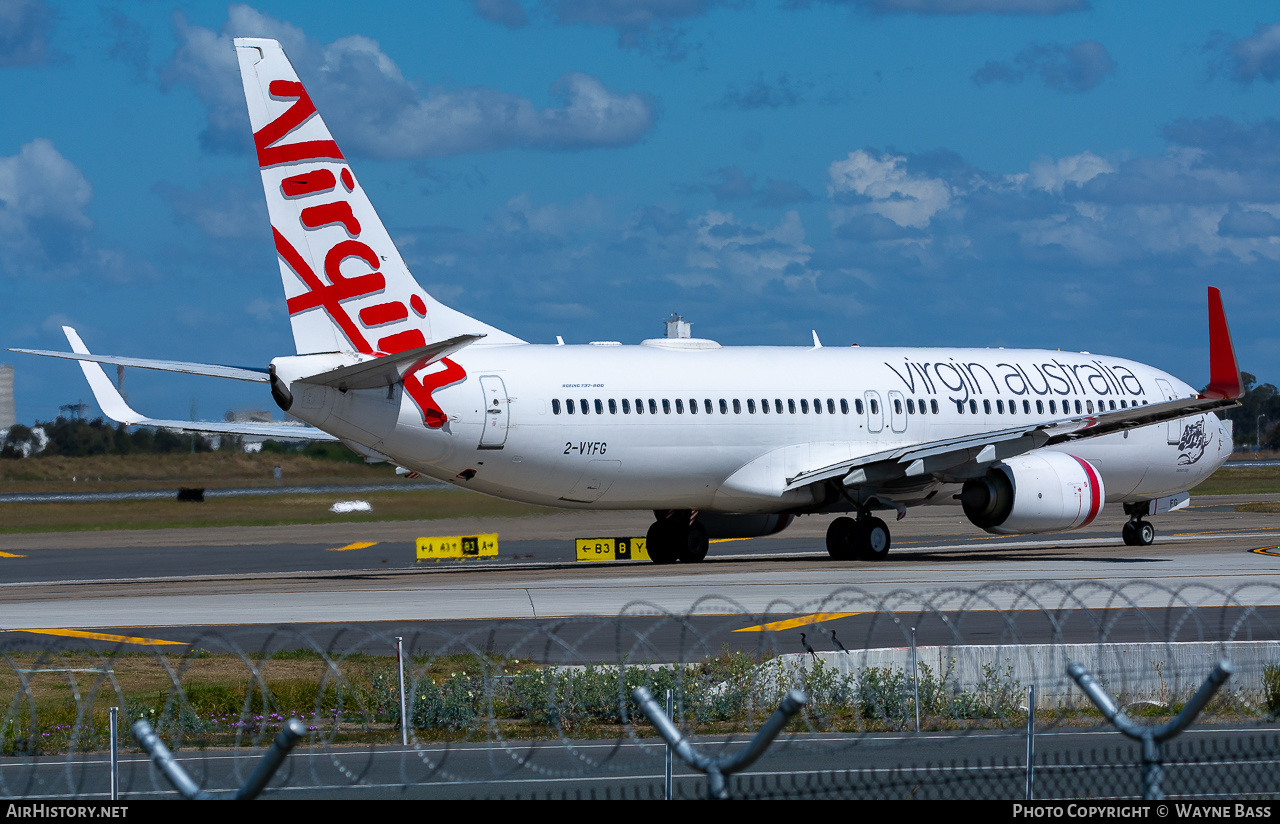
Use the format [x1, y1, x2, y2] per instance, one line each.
[825, 514, 891, 561]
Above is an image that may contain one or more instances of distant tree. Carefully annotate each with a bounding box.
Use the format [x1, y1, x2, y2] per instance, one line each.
[1213, 372, 1280, 448]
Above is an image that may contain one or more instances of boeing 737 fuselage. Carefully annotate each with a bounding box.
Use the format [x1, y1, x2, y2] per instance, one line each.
[10, 38, 1244, 565]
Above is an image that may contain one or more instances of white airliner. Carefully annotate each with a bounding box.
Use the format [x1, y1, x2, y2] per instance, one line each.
[11, 38, 1244, 564]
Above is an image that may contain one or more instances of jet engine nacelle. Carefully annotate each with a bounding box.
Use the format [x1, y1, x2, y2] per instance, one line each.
[684, 512, 795, 539]
[959, 451, 1104, 535]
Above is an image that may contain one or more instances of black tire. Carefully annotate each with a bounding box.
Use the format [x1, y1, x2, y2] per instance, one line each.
[1136, 520, 1155, 546]
[860, 517, 891, 561]
[646, 520, 680, 564]
[1122, 521, 1138, 546]
[826, 517, 858, 560]
[678, 521, 710, 563]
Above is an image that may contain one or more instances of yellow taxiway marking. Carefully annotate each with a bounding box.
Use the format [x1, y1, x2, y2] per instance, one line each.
[327, 542, 378, 552]
[733, 612, 862, 632]
[1250, 547, 1280, 558]
[0, 552, 24, 558]
[18, 629, 184, 646]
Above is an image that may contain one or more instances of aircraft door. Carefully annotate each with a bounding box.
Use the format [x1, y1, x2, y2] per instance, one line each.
[887, 390, 907, 433]
[864, 390, 884, 433]
[479, 375, 510, 449]
[1154, 378, 1181, 445]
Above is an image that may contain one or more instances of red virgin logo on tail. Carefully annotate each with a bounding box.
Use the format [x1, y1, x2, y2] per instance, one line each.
[260, 78, 458, 428]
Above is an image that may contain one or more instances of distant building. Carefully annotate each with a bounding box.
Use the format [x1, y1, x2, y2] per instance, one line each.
[0, 365, 15, 431]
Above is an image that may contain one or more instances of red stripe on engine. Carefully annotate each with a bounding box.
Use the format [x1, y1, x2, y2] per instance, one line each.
[1070, 455, 1102, 528]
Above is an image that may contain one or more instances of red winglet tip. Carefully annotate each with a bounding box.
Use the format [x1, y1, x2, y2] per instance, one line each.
[1205, 286, 1243, 400]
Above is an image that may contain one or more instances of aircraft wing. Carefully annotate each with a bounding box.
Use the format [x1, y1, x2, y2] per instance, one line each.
[785, 286, 1243, 493]
[56, 327, 337, 441]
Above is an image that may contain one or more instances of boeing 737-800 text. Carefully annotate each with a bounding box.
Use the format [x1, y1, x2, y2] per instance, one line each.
[10, 38, 1244, 564]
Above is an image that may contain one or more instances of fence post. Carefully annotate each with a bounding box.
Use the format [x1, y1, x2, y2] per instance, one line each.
[1025, 685, 1034, 801]
[911, 626, 920, 733]
[664, 689, 673, 800]
[396, 636, 408, 746]
[633, 685, 807, 800]
[1068, 659, 1233, 800]
[109, 706, 118, 801]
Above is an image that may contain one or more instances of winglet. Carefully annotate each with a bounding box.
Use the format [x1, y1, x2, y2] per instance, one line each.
[62, 327, 150, 425]
[1203, 287, 1243, 400]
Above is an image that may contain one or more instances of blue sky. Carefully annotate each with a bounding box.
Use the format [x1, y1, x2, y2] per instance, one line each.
[3, 0, 1280, 422]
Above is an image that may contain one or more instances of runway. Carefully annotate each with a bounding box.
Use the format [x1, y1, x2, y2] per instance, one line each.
[0, 495, 1278, 658]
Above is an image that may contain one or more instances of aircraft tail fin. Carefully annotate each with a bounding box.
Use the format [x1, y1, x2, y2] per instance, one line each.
[232, 38, 522, 356]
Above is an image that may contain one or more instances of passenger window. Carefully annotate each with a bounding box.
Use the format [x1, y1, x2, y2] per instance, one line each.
[675, 399, 684, 414]
[1048, 400, 1056, 414]
[623, 399, 631, 414]
[775, 399, 784, 414]
[1009, 401, 1016, 415]
[567, 399, 576, 414]
[1086, 400, 1094, 413]
[747, 399, 756, 413]
[649, 399, 658, 415]
[916, 398, 925, 415]
[581, 398, 590, 415]
[689, 398, 697, 414]
[552, 399, 562, 415]
[930, 400, 939, 414]
[997, 400, 1004, 414]
[1075, 400, 1083, 414]
[1110, 400, 1116, 410]
[956, 400, 964, 414]
[1023, 400, 1031, 414]
[813, 398, 821, 414]
[635, 399, 644, 415]
[720, 399, 729, 414]
[1120, 400, 1127, 409]
[871, 399, 879, 415]
[984, 400, 992, 414]
[893, 399, 902, 414]
[1036, 400, 1043, 415]
[970, 400, 978, 414]
[662, 399, 671, 414]
[609, 399, 617, 414]
[827, 399, 835, 414]
[801, 399, 810, 414]
[733, 399, 742, 414]
[789, 399, 797, 414]
[762, 399, 770, 414]
[840, 399, 849, 414]
[856, 399, 865, 414]
[594, 399, 604, 415]
[907, 399, 915, 414]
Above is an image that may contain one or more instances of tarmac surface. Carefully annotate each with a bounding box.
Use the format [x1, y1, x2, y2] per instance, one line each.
[0, 495, 1278, 659]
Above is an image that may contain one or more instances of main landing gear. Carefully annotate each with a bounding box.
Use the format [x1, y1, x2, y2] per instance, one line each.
[646, 510, 709, 564]
[1121, 502, 1156, 546]
[825, 514, 891, 561]
[1122, 516, 1155, 546]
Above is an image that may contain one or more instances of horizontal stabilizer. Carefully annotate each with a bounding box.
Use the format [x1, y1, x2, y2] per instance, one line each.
[9, 336, 269, 383]
[296, 333, 483, 391]
[58, 327, 335, 440]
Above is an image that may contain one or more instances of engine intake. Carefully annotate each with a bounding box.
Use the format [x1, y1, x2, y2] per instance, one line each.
[960, 451, 1104, 535]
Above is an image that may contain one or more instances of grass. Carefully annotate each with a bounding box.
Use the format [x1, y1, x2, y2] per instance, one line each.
[0, 488, 557, 533]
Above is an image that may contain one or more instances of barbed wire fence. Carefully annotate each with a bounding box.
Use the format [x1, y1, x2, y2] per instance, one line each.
[3, 581, 1280, 799]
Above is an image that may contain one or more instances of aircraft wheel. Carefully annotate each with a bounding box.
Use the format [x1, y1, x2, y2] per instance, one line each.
[860, 517, 892, 561]
[677, 521, 709, 563]
[1123, 519, 1155, 546]
[826, 517, 859, 560]
[646, 520, 680, 564]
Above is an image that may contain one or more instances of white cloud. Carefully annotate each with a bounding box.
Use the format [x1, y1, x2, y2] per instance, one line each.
[0, 139, 93, 279]
[683, 210, 812, 289]
[161, 4, 657, 158]
[1025, 151, 1114, 193]
[827, 150, 951, 229]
